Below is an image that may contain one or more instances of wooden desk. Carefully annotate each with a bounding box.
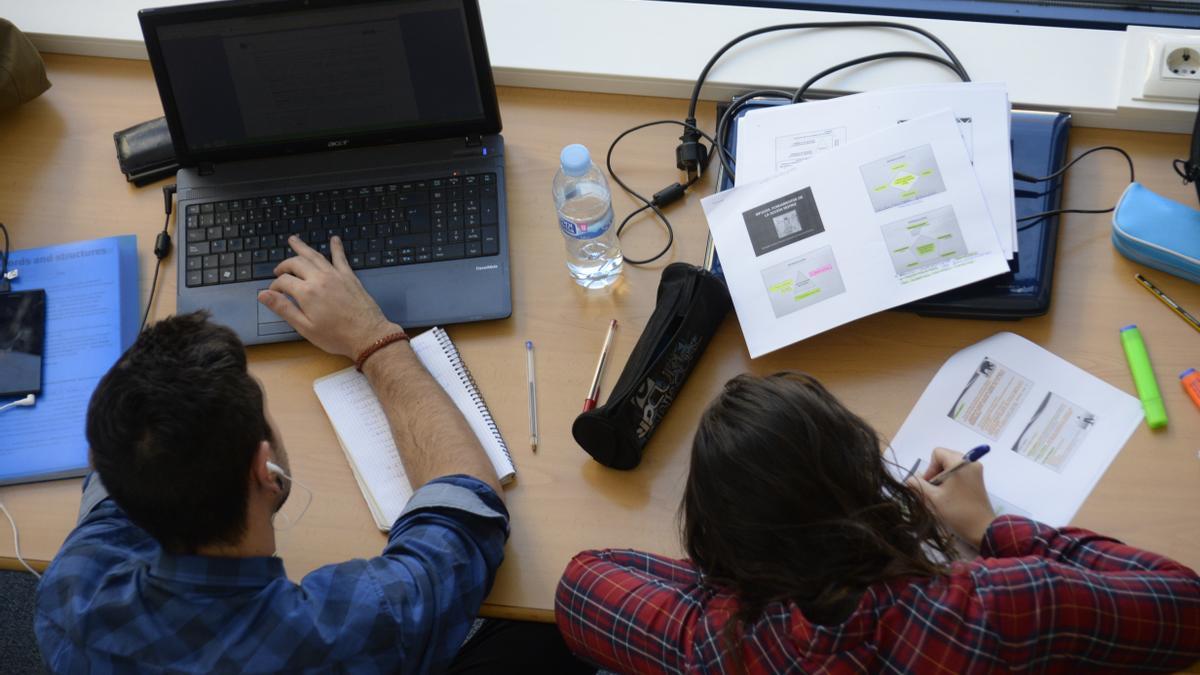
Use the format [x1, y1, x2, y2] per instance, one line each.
[3, 54, 1199, 622]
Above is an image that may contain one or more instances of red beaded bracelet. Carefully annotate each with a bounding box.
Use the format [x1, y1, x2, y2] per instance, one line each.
[354, 331, 410, 372]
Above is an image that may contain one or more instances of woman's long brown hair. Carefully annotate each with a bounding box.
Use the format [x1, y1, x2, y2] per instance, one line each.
[680, 372, 957, 666]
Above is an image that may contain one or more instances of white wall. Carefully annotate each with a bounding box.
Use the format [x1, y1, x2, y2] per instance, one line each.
[2, 0, 1196, 132]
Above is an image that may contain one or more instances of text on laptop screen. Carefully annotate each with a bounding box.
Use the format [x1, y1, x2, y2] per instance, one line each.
[155, 0, 485, 153]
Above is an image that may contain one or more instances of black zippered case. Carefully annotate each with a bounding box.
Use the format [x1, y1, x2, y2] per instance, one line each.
[572, 263, 731, 470]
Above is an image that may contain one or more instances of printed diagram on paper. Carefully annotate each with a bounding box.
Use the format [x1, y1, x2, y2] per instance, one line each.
[949, 357, 1033, 440]
[760, 246, 845, 318]
[889, 332, 1142, 526]
[881, 205, 970, 278]
[1011, 392, 1094, 472]
[742, 187, 826, 257]
[860, 144, 948, 212]
[947, 355, 1094, 472]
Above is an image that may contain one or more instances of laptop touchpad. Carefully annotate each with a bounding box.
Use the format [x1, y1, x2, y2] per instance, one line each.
[257, 291, 298, 336]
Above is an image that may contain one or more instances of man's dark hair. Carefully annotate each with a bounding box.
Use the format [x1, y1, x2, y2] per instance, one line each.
[87, 311, 271, 553]
[681, 372, 957, 667]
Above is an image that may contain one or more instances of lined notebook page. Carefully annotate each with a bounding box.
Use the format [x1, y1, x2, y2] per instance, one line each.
[313, 370, 411, 528]
[314, 327, 514, 530]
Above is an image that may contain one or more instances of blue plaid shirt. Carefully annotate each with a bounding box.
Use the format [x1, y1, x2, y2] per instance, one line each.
[35, 472, 509, 674]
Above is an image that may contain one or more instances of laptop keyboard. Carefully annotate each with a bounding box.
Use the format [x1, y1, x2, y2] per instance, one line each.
[182, 173, 499, 287]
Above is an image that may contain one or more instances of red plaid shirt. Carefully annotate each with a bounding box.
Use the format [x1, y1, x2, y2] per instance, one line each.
[556, 515, 1200, 673]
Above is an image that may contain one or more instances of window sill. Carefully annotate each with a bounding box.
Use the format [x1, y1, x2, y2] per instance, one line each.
[4, 0, 1197, 133]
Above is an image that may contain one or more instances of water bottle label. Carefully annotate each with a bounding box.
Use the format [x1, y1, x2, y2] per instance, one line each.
[560, 211, 612, 240]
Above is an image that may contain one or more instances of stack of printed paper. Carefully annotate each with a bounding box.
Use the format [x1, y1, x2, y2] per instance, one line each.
[703, 87, 1014, 358]
[735, 83, 1016, 258]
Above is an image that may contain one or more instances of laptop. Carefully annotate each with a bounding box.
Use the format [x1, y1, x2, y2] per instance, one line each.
[139, 0, 511, 344]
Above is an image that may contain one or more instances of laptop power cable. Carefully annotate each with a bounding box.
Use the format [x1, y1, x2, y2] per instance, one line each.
[1013, 146, 1135, 230]
[607, 20, 1138, 265]
[141, 183, 176, 332]
[606, 21, 968, 267]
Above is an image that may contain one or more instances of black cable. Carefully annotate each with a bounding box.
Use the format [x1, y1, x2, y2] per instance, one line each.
[615, 203, 675, 265]
[1023, 145, 1134, 185]
[139, 214, 169, 332]
[1014, 185, 1063, 199]
[711, 53, 968, 181]
[712, 88, 797, 181]
[1174, 158, 1193, 181]
[1015, 146, 1134, 230]
[140, 185, 177, 332]
[609, 21, 971, 265]
[1175, 158, 1200, 206]
[1016, 207, 1119, 230]
[606, 120, 722, 265]
[1174, 90, 1200, 205]
[686, 21, 969, 121]
[791, 51, 967, 103]
[712, 55, 968, 181]
[674, 21, 970, 185]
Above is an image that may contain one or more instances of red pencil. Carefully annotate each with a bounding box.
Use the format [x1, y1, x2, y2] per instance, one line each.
[583, 319, 617, 412]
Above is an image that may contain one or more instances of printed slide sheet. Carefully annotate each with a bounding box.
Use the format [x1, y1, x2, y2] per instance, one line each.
[703, 110, 1008, 358]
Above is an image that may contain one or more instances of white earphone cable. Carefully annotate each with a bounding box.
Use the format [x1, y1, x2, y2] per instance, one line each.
[0, 394, 36, 413]
[0, 500, 42, 579]
[267, 462, 313, 531]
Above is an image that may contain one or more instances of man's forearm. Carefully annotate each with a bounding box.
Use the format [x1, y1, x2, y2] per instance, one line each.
[362, 337, 503, 497]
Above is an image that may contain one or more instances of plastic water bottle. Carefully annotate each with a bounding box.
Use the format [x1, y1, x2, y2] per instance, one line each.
[553, 144, 623, 289]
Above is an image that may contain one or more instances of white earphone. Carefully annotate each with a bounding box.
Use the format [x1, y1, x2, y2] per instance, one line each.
[265, 460, 312, 531]
[265, 460, 288, 480]
[0, 394, 36, 413]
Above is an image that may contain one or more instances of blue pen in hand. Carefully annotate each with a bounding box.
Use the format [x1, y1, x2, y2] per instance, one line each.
[928, 445, 990, 486]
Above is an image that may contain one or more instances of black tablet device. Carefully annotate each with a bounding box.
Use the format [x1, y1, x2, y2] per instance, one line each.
[0, 289, 47, 398]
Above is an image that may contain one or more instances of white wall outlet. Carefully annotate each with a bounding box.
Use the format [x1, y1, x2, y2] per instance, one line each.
[1141, 34, 1200, 102]
[1165, 46, 1200, 77]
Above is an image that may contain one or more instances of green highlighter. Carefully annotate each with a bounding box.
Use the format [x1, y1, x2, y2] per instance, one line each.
[1120, 325, 1168, 429]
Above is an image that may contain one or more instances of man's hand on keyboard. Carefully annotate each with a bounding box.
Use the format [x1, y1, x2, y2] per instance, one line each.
[258, 235, 401, 359]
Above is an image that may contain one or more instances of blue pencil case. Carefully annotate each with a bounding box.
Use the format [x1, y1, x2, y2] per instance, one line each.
[1112, 182, 1200, 284]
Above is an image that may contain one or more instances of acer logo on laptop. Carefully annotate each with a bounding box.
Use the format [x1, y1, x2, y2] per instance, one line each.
[327, 139, 350, 148]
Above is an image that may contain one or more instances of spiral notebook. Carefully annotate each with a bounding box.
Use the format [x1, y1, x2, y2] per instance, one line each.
[314, 327, 514, 531]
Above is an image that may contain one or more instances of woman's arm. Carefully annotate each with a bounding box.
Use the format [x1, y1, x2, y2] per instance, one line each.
[555, 549, 705, 674]
[972, 516, 1200, 672]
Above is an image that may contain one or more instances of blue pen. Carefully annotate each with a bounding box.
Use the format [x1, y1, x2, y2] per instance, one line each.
[928, 445, 990, 486]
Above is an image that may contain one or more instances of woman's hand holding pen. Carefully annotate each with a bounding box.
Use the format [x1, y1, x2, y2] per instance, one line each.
[908, 447, 996, 549]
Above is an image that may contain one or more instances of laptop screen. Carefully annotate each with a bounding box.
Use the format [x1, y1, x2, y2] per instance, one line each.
[145, 0, 495, 159]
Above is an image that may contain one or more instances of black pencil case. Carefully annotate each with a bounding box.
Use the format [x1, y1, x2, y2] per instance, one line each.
[572, 263, 731, 470]
[114, 116, 180, 186]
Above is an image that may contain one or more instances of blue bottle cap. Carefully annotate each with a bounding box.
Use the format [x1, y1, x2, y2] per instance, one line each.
[560, 144, 591, 177]
[1183, 368, 1196, 379]
[1120, 324, 1138, 332]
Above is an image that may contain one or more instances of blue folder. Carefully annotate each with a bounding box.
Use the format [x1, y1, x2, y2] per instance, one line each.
[716, 101, 1071, 319]
[0, 235, 139, 485]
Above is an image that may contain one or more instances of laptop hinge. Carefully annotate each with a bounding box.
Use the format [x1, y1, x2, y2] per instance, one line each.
[464, 135, 483, 148]
[197, 162, 216, 177]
